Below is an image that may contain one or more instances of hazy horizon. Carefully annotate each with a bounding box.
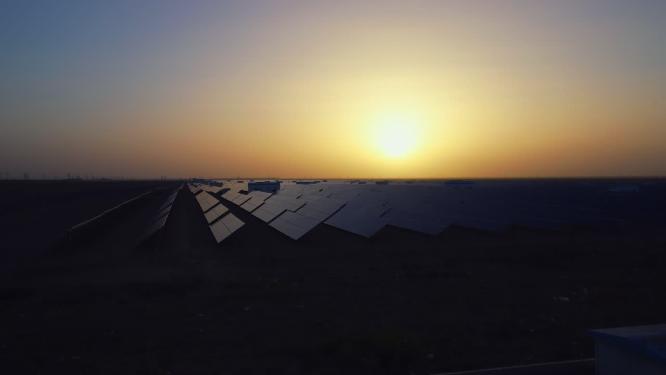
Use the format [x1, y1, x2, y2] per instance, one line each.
[2, 174, 665, 182]
[2, 0, 665, 179]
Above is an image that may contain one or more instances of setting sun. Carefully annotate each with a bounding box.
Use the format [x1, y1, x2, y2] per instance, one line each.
[374, 113, 422, 159]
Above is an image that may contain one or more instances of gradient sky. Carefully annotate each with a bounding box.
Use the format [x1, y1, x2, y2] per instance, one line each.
[1, 0, 665, 178]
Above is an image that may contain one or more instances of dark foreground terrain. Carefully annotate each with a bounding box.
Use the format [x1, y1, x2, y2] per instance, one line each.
[1, 180, 665, 374]
[0, 180, 167, 273]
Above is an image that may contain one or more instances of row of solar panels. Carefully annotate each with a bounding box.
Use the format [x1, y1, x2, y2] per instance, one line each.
[190, 185, 245, 244]
[140, 186, 181, 242]
[202, 179, 624, 241]
[207, 182, 372, 239]
[211, 182, 451, 239]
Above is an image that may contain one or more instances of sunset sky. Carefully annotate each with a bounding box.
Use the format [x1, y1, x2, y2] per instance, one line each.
[1, 0, 665, 179]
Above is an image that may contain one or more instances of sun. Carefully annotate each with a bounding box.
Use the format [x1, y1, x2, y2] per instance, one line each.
[374, 113, 421, 158]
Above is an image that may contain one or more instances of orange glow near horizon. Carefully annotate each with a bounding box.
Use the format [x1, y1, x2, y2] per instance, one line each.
[1, 2, 665, 179]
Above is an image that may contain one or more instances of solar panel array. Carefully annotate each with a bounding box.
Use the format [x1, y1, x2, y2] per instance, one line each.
[189, 182, 245, 244]
[76, 178, 632, 248]
[191, 179, 639, 241]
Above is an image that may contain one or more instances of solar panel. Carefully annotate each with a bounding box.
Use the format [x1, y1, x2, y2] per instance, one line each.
[167, 191, 178, 204]
[296, 197, 345, 221]
[269, 211, 320, 240]
[252, 195, 306, 223]
[209, 213, 245, 243]
[250, 191, 272, 200]
[240, 191, 272, 212]
[387, 210, 446, 235]
[253, 203, 285, 222]
[222, 190, 240, 201]
[201, 185, 223, 194]
[379, 186, 450, 235]
[158, 199, 172, 212]
[429, 189, 515, 231]
[158, 190, 178, 211]
[204, 203, 229, 224]
[325, 185, 362, 201]
[240, 197, 265, 212]
[195, 191, 219, 212]
[269, 197, 345, 239]
[157, 204, 172, 219]
[324, 192, 391, 238]
[231, 193, 252, 206]
[141, 211, 170, 241]
[138, 185, 185, 242]
[188, 184, 202, 194]
[275, 184, 304, 198]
